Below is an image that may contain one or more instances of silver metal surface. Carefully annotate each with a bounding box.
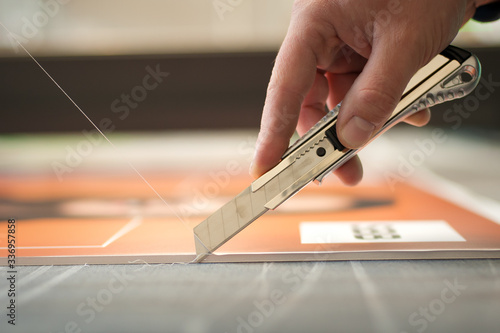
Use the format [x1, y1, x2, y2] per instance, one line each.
[194, 186, 269, 262]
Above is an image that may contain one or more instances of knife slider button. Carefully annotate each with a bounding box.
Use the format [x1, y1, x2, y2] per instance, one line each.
[325, 124, 346, 151]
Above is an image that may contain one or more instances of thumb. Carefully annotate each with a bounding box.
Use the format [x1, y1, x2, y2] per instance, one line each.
[336, 42, 422, 149]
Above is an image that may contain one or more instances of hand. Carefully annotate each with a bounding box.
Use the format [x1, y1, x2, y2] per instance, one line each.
[250, 0, 478, 185]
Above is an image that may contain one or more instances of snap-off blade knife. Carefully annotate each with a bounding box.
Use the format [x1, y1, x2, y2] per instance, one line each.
[193, 45, 481, 262]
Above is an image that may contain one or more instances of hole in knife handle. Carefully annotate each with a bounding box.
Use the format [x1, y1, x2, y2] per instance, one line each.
[442, 65, 478, 89]
[316, 147, 326, 157]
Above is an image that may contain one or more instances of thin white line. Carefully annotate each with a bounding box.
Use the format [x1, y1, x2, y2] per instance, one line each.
[411, 169, 500, 226]
[0, 244, 101, 250]
[0, 217, 142, 250]
[250, 262, 325, 331]
[101, 216, 142, 247]
[0, 21, 211, 261]
[19, 265, 84, 303]
[6, 245, 102, 249]
[0, 265, 53, 297]
[17, 265, 53, 287]
[487, 259, 500, 291]
[350, 261, 397, 333]
[0, 21, 205, 251]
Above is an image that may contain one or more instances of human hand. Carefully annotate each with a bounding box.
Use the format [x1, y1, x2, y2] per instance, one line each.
[250, 0, 480, 185]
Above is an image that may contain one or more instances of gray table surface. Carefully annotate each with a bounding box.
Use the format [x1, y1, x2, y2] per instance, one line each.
[1, 128, 500, 333]
[1, 260, 500, 333]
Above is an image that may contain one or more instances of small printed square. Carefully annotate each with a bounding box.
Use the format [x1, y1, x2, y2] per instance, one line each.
[352, 224, 402, 240]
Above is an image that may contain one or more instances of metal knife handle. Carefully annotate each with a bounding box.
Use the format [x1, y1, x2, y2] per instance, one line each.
[314, 50, 481, 183]
[251, 47, 481, 202]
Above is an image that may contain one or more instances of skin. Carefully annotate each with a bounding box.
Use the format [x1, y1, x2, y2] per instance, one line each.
[250, 0, 490, 185]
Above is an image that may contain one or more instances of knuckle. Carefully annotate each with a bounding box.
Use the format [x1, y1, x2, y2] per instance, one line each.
[356, 87, 399, 125]
[267, 83, 305, 107]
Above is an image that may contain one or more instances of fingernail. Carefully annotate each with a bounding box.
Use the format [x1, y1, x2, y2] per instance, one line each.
[341, 116, 375, 148]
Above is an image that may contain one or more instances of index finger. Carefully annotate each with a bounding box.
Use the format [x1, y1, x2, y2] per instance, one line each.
[250, 30, 319, 178]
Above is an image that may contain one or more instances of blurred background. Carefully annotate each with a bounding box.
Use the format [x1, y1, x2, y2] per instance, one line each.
[0, 0, 499, 133]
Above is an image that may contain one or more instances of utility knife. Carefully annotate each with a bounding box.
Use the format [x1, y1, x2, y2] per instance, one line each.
[193, 45, 481, 262]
